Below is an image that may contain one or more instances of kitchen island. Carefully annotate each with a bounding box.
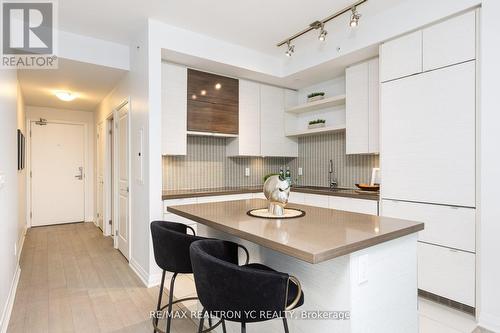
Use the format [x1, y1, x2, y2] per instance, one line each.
[168, 199, 423, 333]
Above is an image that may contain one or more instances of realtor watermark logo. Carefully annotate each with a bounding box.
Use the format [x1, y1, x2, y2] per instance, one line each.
[1, 0, 58, 68]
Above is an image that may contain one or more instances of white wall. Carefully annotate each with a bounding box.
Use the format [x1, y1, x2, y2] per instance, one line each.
[94, 22, 154, 285]
[58, 30, 130, 71]
[26, 106, 95, 223]
[0, 69, 21, 332]
[478, 0, 500, 331]
[16, 85, 26, 260]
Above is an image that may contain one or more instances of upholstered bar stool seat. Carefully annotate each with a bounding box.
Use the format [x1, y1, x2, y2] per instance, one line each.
[190, 239, 305, 333]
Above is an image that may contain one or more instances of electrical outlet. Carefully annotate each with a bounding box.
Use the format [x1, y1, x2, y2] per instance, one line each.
[245, 167, 250, 177]
[298, 167, 303, 176]
[14, 243, 17, 257]
[358, 254, 368, 284]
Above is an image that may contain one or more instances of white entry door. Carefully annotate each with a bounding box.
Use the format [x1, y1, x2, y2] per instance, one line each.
[31, 121, 85, 226]
[96, 122, 105, 230]
[116, 102, 130, 260]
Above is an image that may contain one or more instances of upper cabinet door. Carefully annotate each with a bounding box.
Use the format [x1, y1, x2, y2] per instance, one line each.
[380, 31, 422, 82]
[187, 69, 239, 135]
[345, 58, 379, 155]
[162, 62, 187, 155]
[423, 11, 476, 72]
[380, 61, 476, 207]
[346, 61, 369, 154]
[368, 58, 380, 154]
[260, 84, 298, 157]
[226, 80, 261, 156]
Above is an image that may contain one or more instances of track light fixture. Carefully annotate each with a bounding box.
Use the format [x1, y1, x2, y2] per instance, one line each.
[350, 6, 361, 27]
[285, 40, 295, 57]
[318, 23, 328, 41]
[276, 0, 367, 55]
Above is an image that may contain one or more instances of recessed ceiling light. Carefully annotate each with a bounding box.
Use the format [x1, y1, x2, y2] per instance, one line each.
[200, 90, 207, 96]
[215, 83, 222, 90]
[55, 91, 76, 101]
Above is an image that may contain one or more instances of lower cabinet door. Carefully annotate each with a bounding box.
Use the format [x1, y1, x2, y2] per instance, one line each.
[381, 200, 475, 252]
[329, 196, 378, 215]
[418, 242, 475, 307]
[302, 193, 329, 208]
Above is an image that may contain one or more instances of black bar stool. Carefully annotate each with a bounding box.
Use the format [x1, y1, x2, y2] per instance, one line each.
[190, 239, 304, 333]
[150, 221, 206, 333]
[150, 221, 249, 333]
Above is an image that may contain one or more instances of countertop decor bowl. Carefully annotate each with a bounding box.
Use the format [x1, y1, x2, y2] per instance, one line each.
[355, 183, 380, 192]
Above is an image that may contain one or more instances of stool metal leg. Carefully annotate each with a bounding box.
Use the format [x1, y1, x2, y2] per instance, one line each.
[166, 272, 178, 333]
[282, 318, 290, 333]
[154, 270, 166, 333]
[221, 319, 227, 333]
[241, 322, 246, 333]
[198, 308, 206, 333]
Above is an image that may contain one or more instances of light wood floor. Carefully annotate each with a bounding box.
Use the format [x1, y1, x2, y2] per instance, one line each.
[8, 222, 200, 333]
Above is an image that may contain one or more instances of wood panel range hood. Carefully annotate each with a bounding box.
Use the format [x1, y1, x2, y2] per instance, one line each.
[187, 69, 239, 135]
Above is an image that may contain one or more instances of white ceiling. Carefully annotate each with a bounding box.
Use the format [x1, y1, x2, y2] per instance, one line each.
[58, 0, 393, 56]
[18, 58, 127, 111]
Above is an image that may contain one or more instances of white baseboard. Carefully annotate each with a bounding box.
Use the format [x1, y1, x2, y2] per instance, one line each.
[479, 312, 500, 332]
[129, 258, 168, 288]
[0, 265, 21, 333]
[17, 228, 26, 262]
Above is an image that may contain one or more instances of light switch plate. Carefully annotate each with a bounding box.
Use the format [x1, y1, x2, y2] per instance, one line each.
[0, 173, 6, 189]
[298, 167, 303, 176]
[245, 168, 250, 177]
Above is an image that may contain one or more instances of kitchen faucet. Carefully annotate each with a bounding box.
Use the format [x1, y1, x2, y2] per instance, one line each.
[328, 159, 338, 188]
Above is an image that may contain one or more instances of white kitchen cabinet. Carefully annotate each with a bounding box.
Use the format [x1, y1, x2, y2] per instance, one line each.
[380, 61, 475, 207]
[252, 192, 266, 200]
[418, 242, 475, 307]
[380, 31, 422, 82]
[423, 11, 476, 72]
[329, 196, 378, 215]
[288, 191, 305, 204]
[346, 58, 379, 154]
[381, 200, 475, 252]
[302, 193, 330, 208]
[161, 62, 187, 155]
[260, 85, 298, 157]
[227, 80, 261, 156]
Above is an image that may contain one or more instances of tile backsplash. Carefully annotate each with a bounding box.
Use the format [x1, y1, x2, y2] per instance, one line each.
[162, 133, 379, 190]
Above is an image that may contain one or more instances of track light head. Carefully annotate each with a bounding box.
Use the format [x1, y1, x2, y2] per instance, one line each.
[318, 24, 328, 41]
[285, 40, 295, 57]
[349, 6, 361, 27]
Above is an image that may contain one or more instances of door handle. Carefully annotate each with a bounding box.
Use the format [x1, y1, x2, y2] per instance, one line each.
[75, 167, 83, 180]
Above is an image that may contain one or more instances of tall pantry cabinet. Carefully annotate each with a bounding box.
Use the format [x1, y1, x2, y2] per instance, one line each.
[379, 10, 478, 308]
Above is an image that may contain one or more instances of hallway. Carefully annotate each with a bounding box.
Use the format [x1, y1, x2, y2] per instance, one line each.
[7, 223, 198, 333]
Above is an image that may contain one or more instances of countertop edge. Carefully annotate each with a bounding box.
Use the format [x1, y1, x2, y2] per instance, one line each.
[167, 205, 423, 264]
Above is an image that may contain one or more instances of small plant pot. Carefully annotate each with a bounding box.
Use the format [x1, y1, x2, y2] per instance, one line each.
[308, 123, 326, 129]
[307, 95, 325, 103]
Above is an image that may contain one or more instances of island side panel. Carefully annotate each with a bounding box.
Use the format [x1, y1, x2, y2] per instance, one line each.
[349, 233, 418, 333]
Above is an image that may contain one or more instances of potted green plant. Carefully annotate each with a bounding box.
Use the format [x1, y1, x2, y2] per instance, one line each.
[308, 119, 326, 129]
[307, 92, 325, 103]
